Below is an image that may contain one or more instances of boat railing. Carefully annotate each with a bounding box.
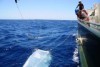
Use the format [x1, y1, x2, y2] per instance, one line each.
[78, 18, 100, 31]
[86, 22, 100, 31]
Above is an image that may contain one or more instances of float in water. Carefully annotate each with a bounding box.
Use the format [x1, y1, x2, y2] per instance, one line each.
[23, 49, 52, 67]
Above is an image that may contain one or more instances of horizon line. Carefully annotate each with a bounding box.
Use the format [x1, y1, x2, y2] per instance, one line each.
[0, 19, 77, 21]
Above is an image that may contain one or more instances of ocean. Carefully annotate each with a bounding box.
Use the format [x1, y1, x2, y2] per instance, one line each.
[0, 20, 78, 67]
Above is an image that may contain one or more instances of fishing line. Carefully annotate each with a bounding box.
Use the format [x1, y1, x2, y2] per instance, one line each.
[50, 35, 69, 51]
[15, 1, 69, 52]
[14, 1, 70, 67]
[27, 35, 69, 67]
[15, 0, 69, 54]
[35, 21, 67, 50]
[15, 1, 68, 51]
[38, 35, 63, 46]
[35, 21, 69, 51]
[16, 3, 24, 19]
[34, 20, 68, 51]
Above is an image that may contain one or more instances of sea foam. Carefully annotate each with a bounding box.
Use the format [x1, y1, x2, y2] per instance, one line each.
[72, 47, 79, 63]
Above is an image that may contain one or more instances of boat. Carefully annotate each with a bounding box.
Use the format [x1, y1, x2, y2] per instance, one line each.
[76, 3, 100, 67]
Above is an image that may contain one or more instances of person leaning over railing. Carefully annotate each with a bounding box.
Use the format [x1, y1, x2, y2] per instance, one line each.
[75, 1, 89, 21]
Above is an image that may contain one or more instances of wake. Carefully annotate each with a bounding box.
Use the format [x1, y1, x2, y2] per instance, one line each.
[72, 46, 79, 67]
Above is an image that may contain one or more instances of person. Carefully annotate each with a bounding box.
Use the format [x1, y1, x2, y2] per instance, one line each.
[76, 1, 84, 19]
[76, 1, 84, 10]
[76, 1, 89, 21]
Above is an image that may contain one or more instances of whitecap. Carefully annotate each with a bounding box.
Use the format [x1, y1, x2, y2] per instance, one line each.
[72, 33, 77, 37]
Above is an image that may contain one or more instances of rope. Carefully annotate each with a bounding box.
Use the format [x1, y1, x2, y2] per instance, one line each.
[50, 35, 69, 51]
[32, 35, 69, 67]
[16, 3, 24, 19]
[36, 22, 69, 51]
[15, 1, 68, 52]
[15, 2, 69, 66]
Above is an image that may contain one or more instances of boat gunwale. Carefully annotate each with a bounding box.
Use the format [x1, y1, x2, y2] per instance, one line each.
[77, 19, 100, 38]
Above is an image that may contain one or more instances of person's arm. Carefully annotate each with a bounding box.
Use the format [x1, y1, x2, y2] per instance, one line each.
[76, 4, 79, 9]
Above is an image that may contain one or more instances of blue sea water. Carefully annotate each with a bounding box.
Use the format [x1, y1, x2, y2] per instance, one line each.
[0, 20, 78, 67]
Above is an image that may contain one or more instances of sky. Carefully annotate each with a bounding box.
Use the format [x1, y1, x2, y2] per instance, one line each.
[0, 0, 100, 20]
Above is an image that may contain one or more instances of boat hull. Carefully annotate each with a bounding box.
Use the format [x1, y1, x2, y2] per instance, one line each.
[77, 21, 100, 67]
